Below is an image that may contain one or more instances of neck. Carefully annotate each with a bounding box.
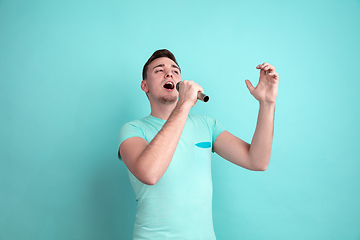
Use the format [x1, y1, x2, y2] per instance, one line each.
[149, 100, 178, 120]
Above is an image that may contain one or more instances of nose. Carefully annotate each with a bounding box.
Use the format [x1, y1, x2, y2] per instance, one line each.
[165, 70, 173, 78]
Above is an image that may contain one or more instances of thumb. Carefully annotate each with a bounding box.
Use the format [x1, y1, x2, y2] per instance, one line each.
[245, 79, 255, 93]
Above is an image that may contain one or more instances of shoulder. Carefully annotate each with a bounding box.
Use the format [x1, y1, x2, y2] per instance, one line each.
[118, 118, 149, 160]
[118, 117, 151, 141]
[120, 116, 152, 131]
[119, 120, 142, 135]
[121, 119, 142, 129]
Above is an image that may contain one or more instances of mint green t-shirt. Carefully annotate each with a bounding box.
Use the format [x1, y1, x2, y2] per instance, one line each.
[118, 114, 225, 240]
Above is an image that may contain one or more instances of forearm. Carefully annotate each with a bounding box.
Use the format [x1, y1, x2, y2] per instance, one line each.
[248, 102, 275, 170]
[135, 103, 191, 184]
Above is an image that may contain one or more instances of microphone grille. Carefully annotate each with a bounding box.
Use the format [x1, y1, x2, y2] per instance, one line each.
[176, 82, 181, 92]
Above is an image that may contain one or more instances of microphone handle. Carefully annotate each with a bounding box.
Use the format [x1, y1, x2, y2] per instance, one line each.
[176, 82, 209, 103]
[198, 92, 209, 102]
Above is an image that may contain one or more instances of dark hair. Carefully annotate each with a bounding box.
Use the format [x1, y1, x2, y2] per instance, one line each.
[142, 49, 180, 80]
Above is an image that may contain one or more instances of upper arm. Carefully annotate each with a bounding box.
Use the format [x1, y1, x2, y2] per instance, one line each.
[213, 131, 257, 171]
[119, 137, 149, 178]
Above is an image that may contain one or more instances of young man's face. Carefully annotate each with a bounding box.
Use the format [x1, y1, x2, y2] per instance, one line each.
[141, 57, 181, 104]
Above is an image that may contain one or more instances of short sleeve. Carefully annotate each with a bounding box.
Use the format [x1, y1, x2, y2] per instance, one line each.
[211, 119, 225, 152]
[117, 122, 145, 160]
[212, 119, 225, 146]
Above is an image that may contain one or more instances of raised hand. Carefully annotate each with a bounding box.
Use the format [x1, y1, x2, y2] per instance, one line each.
[245, 63, 279, 104]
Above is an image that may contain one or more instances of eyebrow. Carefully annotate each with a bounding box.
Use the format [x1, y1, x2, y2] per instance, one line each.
[153, 64, 180, 71]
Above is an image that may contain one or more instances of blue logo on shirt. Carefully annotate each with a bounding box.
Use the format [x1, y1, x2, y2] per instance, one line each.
[195, 142, 211, 148]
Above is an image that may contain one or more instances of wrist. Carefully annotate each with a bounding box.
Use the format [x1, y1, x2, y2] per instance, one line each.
[175, 99, 193, 112]
[172, 102, 191, 117]
[259, 100, 276, 110]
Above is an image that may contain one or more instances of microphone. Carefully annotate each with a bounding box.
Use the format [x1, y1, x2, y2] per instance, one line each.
[176, 82, 209, 103]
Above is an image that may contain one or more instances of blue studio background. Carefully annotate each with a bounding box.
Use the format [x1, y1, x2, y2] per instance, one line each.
[1, 0, 360, 239]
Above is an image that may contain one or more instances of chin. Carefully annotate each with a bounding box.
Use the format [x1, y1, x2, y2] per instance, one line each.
[159, 96, 178, 104]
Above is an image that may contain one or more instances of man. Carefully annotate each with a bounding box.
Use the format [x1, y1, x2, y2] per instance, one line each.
[118, 49, 279, 239]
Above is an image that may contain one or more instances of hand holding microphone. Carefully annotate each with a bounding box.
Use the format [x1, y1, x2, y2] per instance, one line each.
[176, 81, 209, 103]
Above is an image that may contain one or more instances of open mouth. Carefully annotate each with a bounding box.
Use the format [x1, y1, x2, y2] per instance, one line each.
[163, 81, 175, 90]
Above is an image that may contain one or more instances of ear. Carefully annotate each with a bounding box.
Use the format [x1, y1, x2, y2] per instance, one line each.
[141, 80, 149, 93]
